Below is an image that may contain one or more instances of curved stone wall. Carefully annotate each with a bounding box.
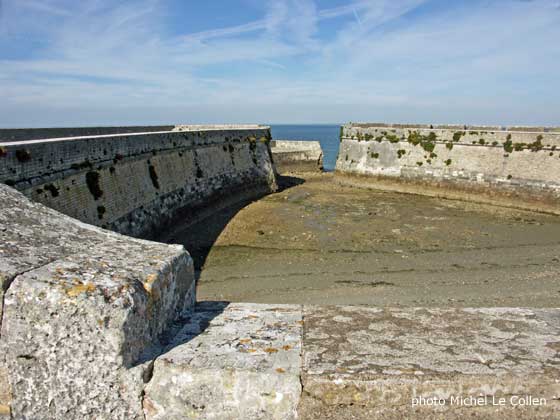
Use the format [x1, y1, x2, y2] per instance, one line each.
[0, 126, 277, 238]
[336, 123, 560, 213]
[0, 125, 277, 418]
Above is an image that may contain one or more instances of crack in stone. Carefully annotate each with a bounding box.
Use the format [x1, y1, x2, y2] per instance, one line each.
[0, 256, 61, 340]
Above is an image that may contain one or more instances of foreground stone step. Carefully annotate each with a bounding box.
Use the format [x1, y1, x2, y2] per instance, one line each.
[144, 303, 303, 420]
[300, 306, 560, 419]
[143, 304, 559, 419]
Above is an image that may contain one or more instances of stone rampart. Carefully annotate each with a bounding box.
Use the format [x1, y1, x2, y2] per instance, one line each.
[270, 140, 323, 173]
[0, 126, 276, 238]
[336, 123, 560, 213]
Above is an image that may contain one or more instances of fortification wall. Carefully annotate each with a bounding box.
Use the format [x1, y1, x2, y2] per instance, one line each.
[0, 125, 277, 418]
[336, 123, 560, 213]
[270, 140, 324, 173]
[0, 126, 277, 238]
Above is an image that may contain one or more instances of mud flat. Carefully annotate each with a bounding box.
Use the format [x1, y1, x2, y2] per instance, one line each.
[163, 173, 560, 307]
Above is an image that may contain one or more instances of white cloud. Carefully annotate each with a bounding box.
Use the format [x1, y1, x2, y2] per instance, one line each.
[182, 20, 268, 43]
[16, 0, 72, 16]
[0, 0, 559, 126]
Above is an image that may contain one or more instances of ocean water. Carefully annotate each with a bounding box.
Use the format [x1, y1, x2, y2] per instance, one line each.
[270, 124, 341, 171]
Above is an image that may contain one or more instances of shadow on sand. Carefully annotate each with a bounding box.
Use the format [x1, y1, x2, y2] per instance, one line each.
[133, 175, 304, 366]
[159, 174, 305, 275]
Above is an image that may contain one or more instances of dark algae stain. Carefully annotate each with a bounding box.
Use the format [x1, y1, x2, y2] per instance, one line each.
[149, 164, 160, 189]
[195, 160, 204, 178]
[44, 184, 60, 198]
[86, 171, 103, 200]
[97, 206, 106, 220]
[16, 149, 32, 162]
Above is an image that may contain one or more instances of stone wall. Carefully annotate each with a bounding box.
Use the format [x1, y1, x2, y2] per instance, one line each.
[336, 123, 560, 213]
[0, 126, 277, 239]
[0, 125, 277, 419]
[270, 140, 323, 173]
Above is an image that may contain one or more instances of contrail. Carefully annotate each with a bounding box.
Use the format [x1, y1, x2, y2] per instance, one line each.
[352, 7, 362, 26]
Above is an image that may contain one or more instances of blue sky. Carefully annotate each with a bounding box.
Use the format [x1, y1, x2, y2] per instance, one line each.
[0, 0, 559, 127]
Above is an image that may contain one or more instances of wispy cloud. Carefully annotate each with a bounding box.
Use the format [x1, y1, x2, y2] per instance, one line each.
[17, 0, 72, 16]
[0, 0, 559, 126]
[182, 20, 268, 43]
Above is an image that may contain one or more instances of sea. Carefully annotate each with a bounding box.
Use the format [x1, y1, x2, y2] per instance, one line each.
[269, 124, 341, 172]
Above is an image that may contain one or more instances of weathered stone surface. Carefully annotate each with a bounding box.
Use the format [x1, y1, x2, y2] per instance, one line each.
[300, 306, 560, 419]
[143, 304, 560, 419]
[271, 140, 323, 173]
[0, 364, 10, 419]
[144, 302, 303, 420]
[0, 184, 195, 419]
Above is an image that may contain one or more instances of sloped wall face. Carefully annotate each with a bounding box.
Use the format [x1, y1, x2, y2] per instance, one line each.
[0, 127, 277, 238]
[336, 124, 560, 212]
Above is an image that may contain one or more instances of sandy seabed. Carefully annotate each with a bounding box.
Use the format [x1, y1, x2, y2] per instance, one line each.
[162, 173, 560, 307]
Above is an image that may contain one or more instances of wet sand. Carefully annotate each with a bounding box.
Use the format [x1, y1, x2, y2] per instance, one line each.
[162, 173, 560, 307]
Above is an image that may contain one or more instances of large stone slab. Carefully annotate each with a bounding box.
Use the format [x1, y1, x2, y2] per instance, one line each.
[144, 303, 303, 420]
[0, 185, 195, 419]
[300, 306, 560, 419]
[1, 183, 121, 419]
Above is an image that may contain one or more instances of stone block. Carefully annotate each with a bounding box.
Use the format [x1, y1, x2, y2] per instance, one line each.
[144, 303, 303, 420]
[0, 184, 195, 419]
[300, 306, 560, 419]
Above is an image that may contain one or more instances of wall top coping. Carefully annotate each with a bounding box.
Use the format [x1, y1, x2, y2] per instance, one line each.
[0, 125, 270, 147]
[345, 123, 560, 134]
[271, 140, 322, 148]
